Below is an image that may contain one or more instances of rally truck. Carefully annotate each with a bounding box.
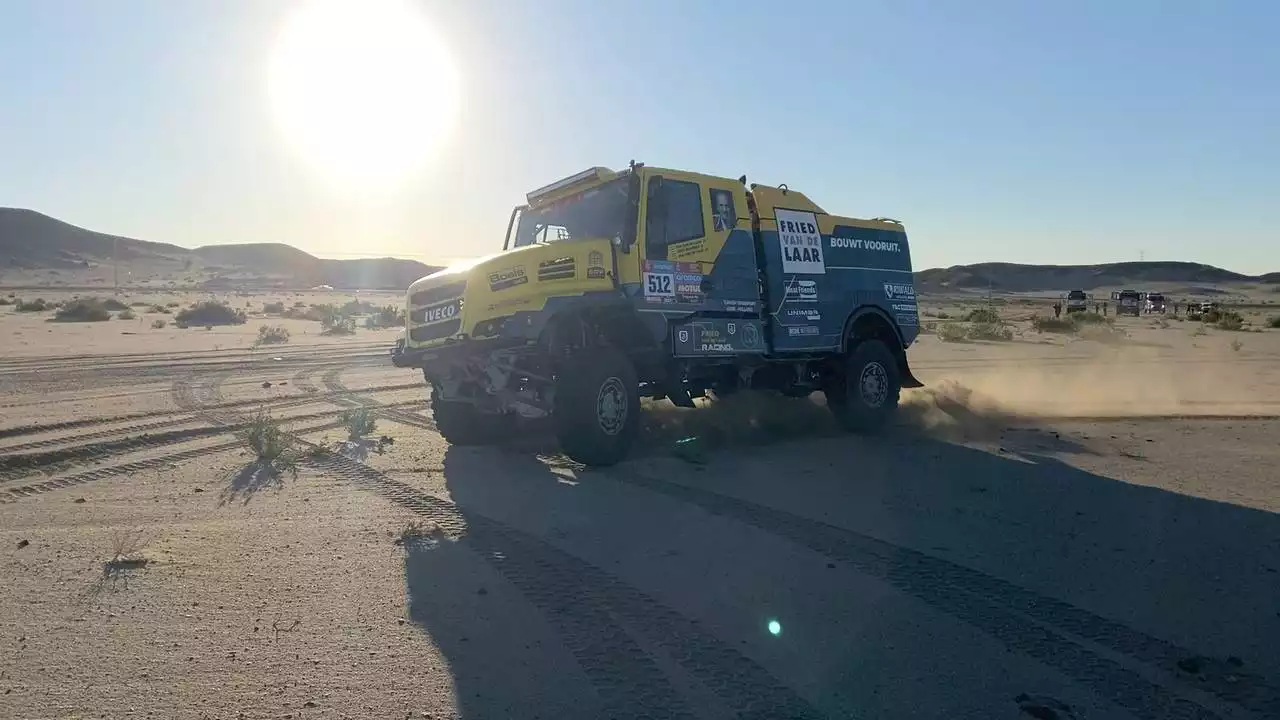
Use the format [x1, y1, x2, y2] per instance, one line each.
[1064, 289, 1088, 314]
[1145, 292, 1166, 314]
[1112, 289, 1142, 316]
[392, 162, 922, 466]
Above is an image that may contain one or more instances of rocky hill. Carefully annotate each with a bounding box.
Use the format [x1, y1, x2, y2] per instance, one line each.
[0, 208, 441, 289]
[914, 261, 1276, 294]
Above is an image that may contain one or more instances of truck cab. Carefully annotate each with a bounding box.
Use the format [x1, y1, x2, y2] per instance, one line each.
[393, 162, 921, 465]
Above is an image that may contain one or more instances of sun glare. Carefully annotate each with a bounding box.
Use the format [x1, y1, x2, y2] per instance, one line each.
[268, 0, 460, 194]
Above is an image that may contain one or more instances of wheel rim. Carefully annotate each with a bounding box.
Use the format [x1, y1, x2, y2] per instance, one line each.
[596, 377, 627, 436]
[858, 362, 888, 408]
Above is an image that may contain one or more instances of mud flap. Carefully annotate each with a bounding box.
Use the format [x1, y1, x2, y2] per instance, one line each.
[899, 357, 924, 389]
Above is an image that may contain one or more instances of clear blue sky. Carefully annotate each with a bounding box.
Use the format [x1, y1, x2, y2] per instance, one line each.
[1, 0, 1277, 273]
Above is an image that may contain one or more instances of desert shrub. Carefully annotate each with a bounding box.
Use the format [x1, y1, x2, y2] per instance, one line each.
[165, 301, 180, 308]
[1267, 316, 1280, 329]
[1230, 339, 1243, 352]
[967, 322, 1013, 341]
[244, 410, 300, 478]
[149, 304, 169, 314]
[130, 301, 151, 307]
[1214, 310, 1244, 331]
[0, 297, 12, 306]
[963, 306, 1000, 323]
[339, 299, 379, 315]
[936, 323, 969, 342]
[1186, 312, 1203, 322]
[1072, 311, 1108, 325]
[321, 314, 356, 335]
[174, 301, 246, 327]
[293, 300, 307, 307]
[102, 298, 129, 311]
[263, 301, 285, 314]
[340, 407, 377, 438]
[935, 311, 951, 319]
[1031, 316, 1077, 333]
[1079, 324, 1126, 343]
[282, 303, 333, 321]
[255, 324, 290, 345]
[53, 298, 111, 322]
[364, 305, 405, 329]
[15, 298, 50, 312]
[151, 319, 167, 329]
[117, 308, 137, 320]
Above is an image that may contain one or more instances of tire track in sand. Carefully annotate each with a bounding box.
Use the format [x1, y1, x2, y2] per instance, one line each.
[604, 468, 1276, 720]
[176, 366, 821, 719]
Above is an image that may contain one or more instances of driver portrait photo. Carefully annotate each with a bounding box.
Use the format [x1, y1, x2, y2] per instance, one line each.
[709, 189, 735, 232]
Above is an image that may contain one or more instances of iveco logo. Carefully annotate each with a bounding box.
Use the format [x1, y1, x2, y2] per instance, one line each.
[422, 301, 458, 324]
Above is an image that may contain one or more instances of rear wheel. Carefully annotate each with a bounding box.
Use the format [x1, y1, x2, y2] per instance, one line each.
[430, 389, 513, 446]
[553, 347, 639, 466]
[826, 339, 901, 432]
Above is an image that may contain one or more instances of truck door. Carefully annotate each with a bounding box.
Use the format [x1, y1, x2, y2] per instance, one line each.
[636, 173, 760, 315]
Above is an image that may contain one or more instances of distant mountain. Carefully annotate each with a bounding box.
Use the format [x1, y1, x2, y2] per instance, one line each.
[0, 208, 442, 289]
[914, 261, 1276, 294]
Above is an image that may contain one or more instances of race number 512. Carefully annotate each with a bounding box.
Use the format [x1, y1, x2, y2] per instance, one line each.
[645, 272, 675, 298]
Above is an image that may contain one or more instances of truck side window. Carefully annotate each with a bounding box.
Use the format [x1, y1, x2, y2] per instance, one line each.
[645, 179, 704, 260]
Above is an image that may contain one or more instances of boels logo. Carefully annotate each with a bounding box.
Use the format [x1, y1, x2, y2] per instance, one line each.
[420, 300, 459, 325]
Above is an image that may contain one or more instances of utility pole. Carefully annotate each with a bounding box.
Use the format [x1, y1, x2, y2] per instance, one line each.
[113, 236, 119, 293]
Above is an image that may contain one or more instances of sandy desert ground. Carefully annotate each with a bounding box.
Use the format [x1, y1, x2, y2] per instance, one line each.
[2, 293, 1278, 720]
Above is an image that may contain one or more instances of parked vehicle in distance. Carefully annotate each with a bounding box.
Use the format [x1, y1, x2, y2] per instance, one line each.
[1064, 289, 1088, 314]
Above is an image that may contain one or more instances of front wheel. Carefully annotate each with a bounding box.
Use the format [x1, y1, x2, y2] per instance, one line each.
[825, 339, 901, 433]
[553, 347, 640, 466]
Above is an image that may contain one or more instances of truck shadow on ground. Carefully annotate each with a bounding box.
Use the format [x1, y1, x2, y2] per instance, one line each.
[401, 406, 1280, 719]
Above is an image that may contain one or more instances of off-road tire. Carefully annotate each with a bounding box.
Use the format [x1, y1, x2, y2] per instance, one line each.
[554, 346, 639, 466]
[826, 338, 901, 433]
[431, 393, 512, 446]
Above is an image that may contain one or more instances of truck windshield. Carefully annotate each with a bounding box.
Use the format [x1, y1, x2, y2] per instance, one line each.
[510, 177, 630, 249]
[1067, 291, 1086, 300]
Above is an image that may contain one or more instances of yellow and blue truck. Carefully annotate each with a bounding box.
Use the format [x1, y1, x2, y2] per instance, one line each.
[392, 162, 922, 465]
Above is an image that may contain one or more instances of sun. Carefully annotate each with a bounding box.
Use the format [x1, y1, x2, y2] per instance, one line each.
[267, 0, 460, 194]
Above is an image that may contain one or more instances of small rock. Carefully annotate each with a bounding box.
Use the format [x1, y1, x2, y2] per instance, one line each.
[303, 701, 317, 708]
[16, 539, 29, 549]
[74, 498, 86, 504]
[1227, 656, 1244, 667]
[262, 382, 273, 389]
[826, 562, 836, 569]
[1014, 693, 1074, 720]
[397, 619, 406, 625]
[194, 487, 204, 493]
[477, 587, 488, 596]
[1177, 656, 1206, 674]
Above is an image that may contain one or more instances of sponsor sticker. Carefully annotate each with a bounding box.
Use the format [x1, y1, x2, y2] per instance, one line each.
[587, 250, 606, 280]
[787, 325, 820, 336]
[785, 308, 821, 321]
[775, 209, 826, 274]
[784, 278, 818, 303]
[883, 282, 916, 301]
[487, 266, 527, 292]
[830, 236, 902, 252]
